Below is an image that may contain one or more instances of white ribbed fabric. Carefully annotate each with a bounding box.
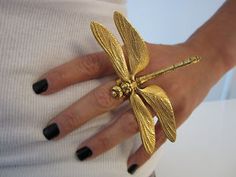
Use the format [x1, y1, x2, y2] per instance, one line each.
[0, 0, 161, 176]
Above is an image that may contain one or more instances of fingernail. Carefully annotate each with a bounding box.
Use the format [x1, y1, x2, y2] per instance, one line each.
[128, 164, 138, 174]
[32, 79, 48, 94]
[43, 123, 60, 140]
[76, 146, 93, 161]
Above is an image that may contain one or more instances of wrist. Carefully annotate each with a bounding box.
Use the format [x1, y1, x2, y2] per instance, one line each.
[185, 0, 236, 73]
[185, 32, 230, 83]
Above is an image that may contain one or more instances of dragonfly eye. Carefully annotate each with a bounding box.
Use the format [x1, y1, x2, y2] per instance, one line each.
[111, 86, 123, 98]
[120, 82, 132, 96]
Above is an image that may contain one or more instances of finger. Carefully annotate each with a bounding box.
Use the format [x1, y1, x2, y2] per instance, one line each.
[127, 124, 167, 175]
[42, 80, 124, 140]
[32, 52, 114, 95]
[75, 110, 139, 161]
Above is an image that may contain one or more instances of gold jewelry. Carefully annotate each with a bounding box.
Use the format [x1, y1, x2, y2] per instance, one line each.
[90, 11, 201, 154]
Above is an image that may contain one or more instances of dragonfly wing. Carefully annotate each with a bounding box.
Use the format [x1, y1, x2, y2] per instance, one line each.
[138, 85, 176, 142]
[130, 91, 155, 154]
[114, 11, 149, 77]
[90, 22, 129, 81]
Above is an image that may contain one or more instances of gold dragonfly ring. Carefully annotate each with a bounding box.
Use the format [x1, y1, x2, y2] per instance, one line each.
[90, 11, 201, 154]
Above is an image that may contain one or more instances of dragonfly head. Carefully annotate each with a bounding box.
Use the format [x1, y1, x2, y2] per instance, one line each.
[111, 81, 133, 99]
[120, 82, 132, 96]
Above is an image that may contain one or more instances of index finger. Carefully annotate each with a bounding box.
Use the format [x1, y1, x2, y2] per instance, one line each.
[32, 52, 114, 95]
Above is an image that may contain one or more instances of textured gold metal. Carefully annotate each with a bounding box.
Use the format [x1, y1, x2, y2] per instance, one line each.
[137, 56, 201, 85]
[90, 11, 201, 154]
[130, 92, 155, 154]
[138, 85, 176, 142]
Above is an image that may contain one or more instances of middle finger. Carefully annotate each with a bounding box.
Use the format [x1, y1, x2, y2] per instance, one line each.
[43, 80, 124, 140]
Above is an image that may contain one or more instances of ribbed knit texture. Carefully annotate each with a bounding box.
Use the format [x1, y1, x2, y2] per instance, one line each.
[0, 0, 161, 176]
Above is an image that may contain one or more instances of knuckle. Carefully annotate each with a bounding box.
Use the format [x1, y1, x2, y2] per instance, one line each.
[120, 112, 139, 135]
[98, 135, 112, 150]
[142, 149, 152, 160]
[174, 95, 190, 122]
[136, 147, 152, 161]
[47, 70, 67, 84]
[61, 111, 79, 132]
[155, 129, 167, 145]
[79, 54, 104, 77]
[93, 85, 116, 110]
[168, 89, 192, 127]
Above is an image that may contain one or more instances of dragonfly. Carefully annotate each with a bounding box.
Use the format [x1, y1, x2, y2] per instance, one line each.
[90, 11, 201, 154]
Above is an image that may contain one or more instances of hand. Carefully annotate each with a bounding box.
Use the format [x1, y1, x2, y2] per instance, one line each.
[32, 41, 226, 174]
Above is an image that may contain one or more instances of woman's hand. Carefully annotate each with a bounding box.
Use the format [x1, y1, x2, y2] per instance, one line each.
[32, 0, 236, 174]
[32, 41, 227, 174]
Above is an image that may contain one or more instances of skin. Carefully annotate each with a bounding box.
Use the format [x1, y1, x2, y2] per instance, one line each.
[33, 0, 236, 174]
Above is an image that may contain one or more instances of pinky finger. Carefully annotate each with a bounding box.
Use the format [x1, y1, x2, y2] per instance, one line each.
[127, 124, 167, 175]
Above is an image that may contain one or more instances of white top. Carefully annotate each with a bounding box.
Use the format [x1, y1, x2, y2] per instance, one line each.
[0, 0, 159, 177]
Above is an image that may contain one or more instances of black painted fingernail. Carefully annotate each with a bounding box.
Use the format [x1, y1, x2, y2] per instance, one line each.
[128, 164, 138, 174]
[43, 123, 60, 140]
[32, 79, 48, 94]
[76, 146, 93, 161]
